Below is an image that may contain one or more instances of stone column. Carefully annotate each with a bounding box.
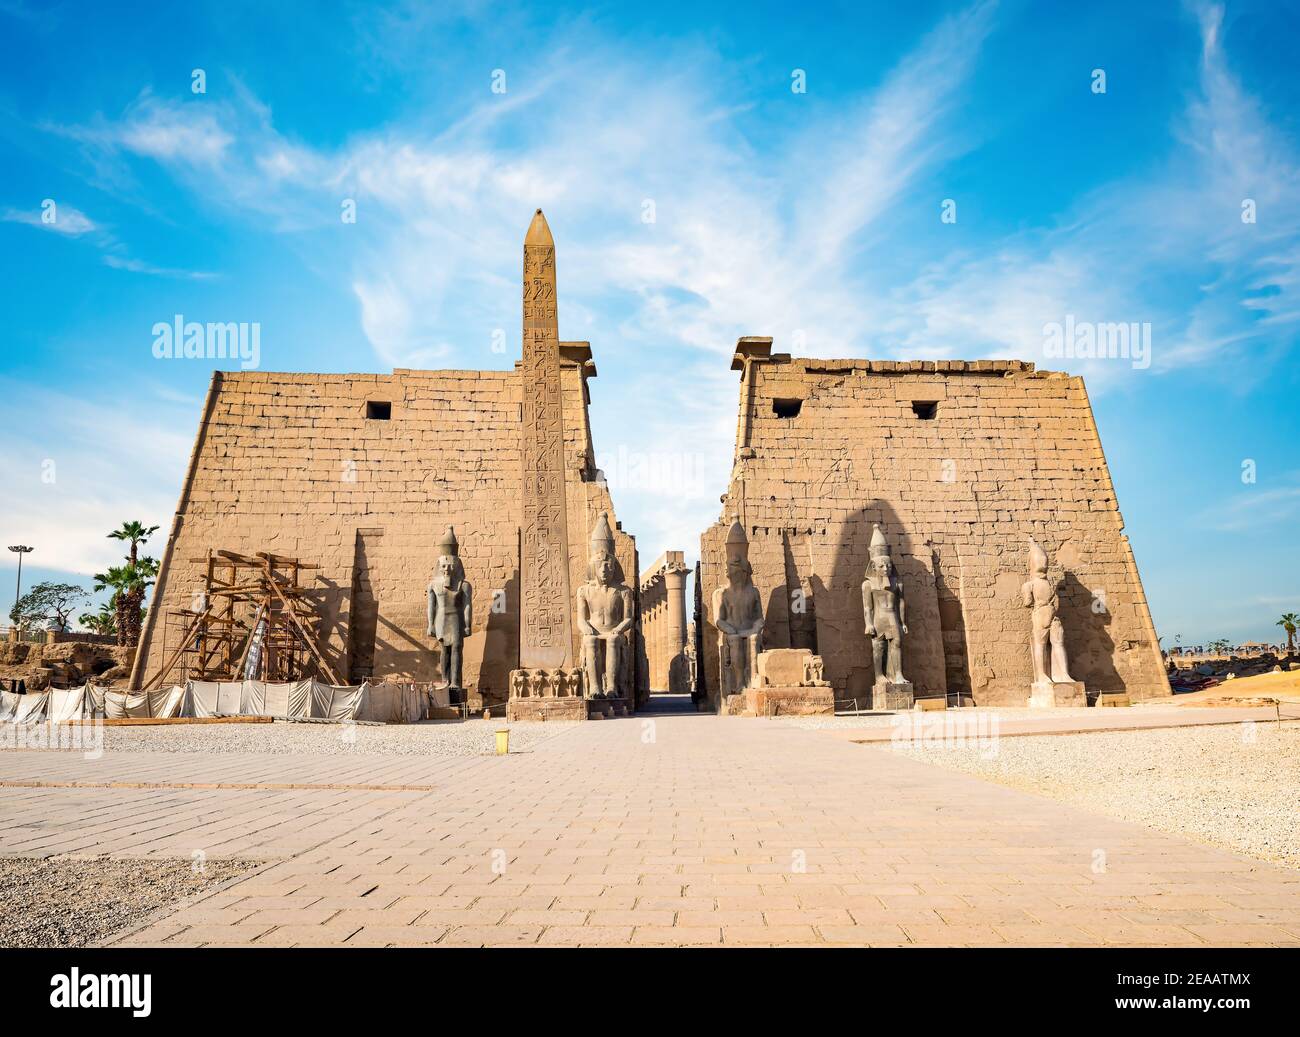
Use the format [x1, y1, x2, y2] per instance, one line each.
[665, 564, 688, 693]
[655, 595, 667, 688]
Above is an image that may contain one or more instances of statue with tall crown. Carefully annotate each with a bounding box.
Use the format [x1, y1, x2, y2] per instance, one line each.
[427, 526, 473, 694]
[576, 512, 635, 698]
[863, 524, 914, 710]
[1022, 537, 1085, 706]
[712, 519, 764, 698]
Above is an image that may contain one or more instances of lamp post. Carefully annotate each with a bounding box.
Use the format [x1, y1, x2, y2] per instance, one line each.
[8, 545, 33, 630]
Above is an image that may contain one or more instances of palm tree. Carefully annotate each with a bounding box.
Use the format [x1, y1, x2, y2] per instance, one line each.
[108, 521, 159, 568]
[78, 602, 117, 637]
[101, 521, 160, 647]
[93, 557, 159, 648]
[1278, 613, 1298, 654]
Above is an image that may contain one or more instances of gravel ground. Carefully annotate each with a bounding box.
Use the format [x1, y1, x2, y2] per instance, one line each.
[0, 856, 258, 947]
[781, 706, 1113, 730]
[886, 720, 1300, 868]
[774, 701, 1201, 732]
[0, 718, 581, 756]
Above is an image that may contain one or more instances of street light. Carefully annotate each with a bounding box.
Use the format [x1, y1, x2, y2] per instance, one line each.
[7, 545, 33, 629]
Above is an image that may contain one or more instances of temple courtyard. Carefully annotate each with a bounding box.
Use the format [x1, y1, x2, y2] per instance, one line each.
[1, 703, 1298, 947]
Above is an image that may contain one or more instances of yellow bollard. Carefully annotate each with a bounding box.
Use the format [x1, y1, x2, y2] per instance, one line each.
[495, 728, 510, 755]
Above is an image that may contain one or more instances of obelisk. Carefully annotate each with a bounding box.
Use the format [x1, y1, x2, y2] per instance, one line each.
[518, 209, 574, 669]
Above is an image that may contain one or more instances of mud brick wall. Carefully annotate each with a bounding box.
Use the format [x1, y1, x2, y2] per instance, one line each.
[133, 359, 637, 704]
[700, 357, 1169, 708]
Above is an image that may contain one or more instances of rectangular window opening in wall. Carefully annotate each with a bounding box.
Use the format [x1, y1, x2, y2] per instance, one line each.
[366, 401, 392, 420]
[911, 401, 938, 420]
[772, 397, 802, 418]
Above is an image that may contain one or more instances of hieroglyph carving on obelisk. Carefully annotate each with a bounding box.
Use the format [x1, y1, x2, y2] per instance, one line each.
[519, 209, 574, 669]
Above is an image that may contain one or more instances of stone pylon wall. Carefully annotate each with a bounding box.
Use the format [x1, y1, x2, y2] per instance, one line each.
[699, 353, 1169, 709]
[133, 357, 638, 706]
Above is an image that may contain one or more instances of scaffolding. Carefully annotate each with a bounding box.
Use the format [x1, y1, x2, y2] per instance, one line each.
[143, 550, 342, 690]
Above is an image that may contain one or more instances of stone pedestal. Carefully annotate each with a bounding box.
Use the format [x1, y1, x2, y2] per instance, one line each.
[1028, 680, 1086, 708]
[586, 697, 630, 719]
[748, 685, 834, 717]
[717, 648, 834, 717]
[871, 679, 914, 711]
[506, 667, 588, 722]
[756, 648, 812, 686]
[507, 696, 587, 722]
[720, 686, 834, 717]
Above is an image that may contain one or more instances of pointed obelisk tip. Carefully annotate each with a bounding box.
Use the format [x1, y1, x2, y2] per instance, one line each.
[525, 207, 553, 246]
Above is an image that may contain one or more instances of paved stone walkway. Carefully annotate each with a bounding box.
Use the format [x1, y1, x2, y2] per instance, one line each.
[2, 714, 1298, 947]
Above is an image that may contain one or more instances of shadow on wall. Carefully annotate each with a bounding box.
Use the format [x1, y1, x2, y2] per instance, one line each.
[310, 576, 348, 681]
[692, 562, 707, 706]
[634, 587, 651, 704]
[809, 501, 901, 705]
[761, 531, 820, 655]
[1060, 571, 1122, 698]
[784, 532, 819, 654]
[933, 550, 973, 704]
[371, 614, 432, 684]
[480, 570, 520, 705]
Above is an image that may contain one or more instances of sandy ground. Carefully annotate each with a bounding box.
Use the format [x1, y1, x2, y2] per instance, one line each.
[0, 857, 257, 947]
[887, 719, 1300, 869]
[0, 717, 581, 756]
[1173, 667, 1300, 705]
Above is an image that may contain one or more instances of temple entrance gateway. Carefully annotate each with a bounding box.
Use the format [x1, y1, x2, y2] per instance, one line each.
[134, 210, 1169, 717]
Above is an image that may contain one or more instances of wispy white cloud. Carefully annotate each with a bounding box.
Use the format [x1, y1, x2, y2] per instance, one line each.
[892, 1, 1300, 385]
[116, 96, 233, 163]
[101, 253, 218, 280]
[3, 203, 96, 235]
[3, 195, 215, 279]
[32, 0, 1299, 566]
[0, 380, 191, 575]
[1196, 470, 1300, 533]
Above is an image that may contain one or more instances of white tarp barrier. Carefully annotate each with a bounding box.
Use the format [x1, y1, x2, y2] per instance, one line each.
[155, 685, 185, 718]
[0, 679, 433, 725]
[183, 679, 368, 721]
[215, 682, 243, 716]
[355, 682, 426, 724]
[309, 682, 367, 721]
[48, 686, 90, 724]
[104, 691, 149, 719]
[0, 690, 23, 723]
[286, 680, 313, 717]
[98, 687, 183, 719]
[183, 682, 220, 718]
[16, 694, 49, 723]
[263, 681, 290, 718]
[238, 681, 266, 716]
[1, 685, 99, 724]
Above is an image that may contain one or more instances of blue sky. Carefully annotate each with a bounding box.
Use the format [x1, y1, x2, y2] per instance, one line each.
[1, 0, 1297, 646]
